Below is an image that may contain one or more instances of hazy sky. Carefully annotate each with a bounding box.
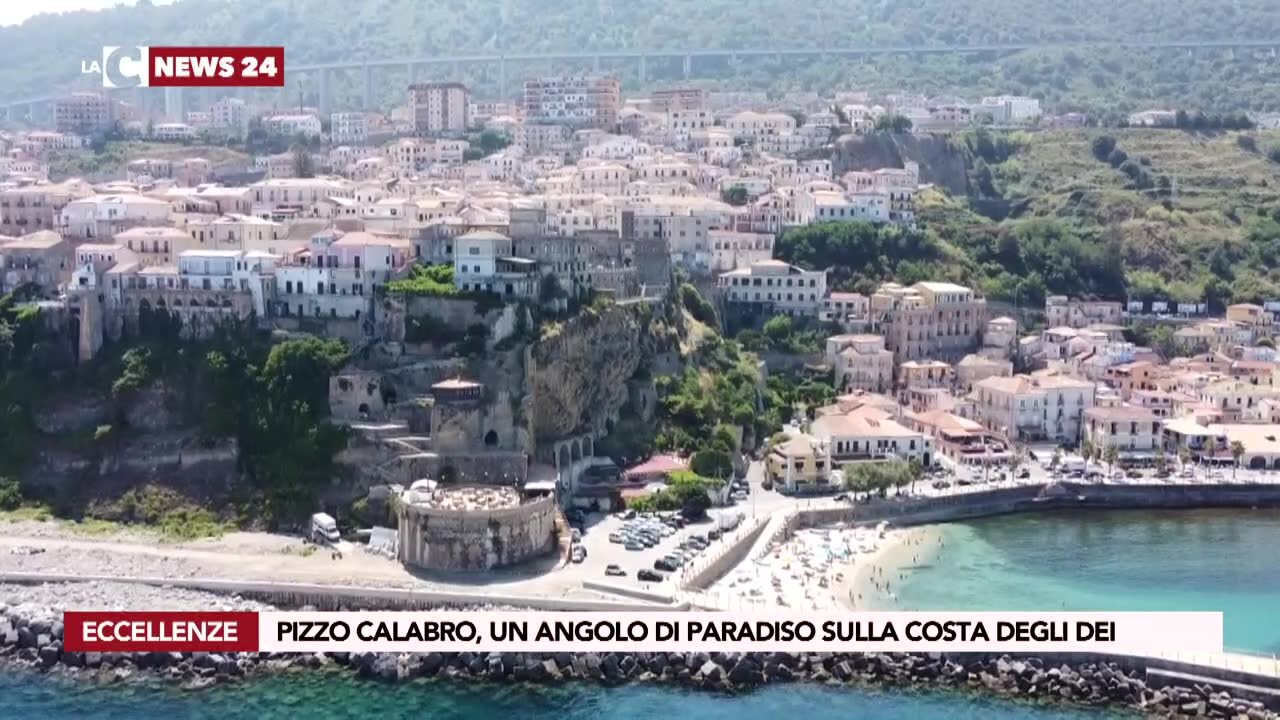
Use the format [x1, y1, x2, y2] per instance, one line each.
[0, 0, 178, 28]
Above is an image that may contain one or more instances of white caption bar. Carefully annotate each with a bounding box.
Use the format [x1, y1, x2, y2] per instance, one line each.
[259, 611, 1222, 655]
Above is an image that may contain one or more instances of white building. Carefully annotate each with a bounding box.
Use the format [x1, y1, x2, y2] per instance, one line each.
[717, 259, 827, 318]
[330, 112, 369, 144]
[263, 114, 323, 138]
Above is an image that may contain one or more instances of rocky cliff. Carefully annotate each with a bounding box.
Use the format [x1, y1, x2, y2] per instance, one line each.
[527, 302, 661, 444]
[831, 132, 971, 196]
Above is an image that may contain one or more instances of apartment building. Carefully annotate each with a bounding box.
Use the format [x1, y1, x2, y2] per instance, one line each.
[0, 231, 71, 294]
[979, 96, 1042, 124]
[0, 180, 94, 236]
[114, 226, 195, 267]
[1082, 405, 1162, 462]
[60, 193, 172, 240]
[794, 188, 890, 225]
[972, 373, 1096, 443]
[822, 291, 870, 327]
[54, 93, 114, 135]
[276, 229, 409, 321]
[263, 114, 322, 138]
[330, 112, 369, 144]
[1044, 295, 1123, 329]
[452, 230, 538, 300]
[871, 281, 987, 362]
[765, 433, 832, 495]
[811, 403, 933, 467]
[826, 334, 893, 393]
[707, 229, 772, 272]
[523, 76, 621, 130]
[152, 123, 196, 142]
[409, 83, 471, 136]
[723, 111, 796, 140]
[649, 88, 706, 112]
[717, 259, 827, 318]
[249, 178, 353, 219]
[904, 409, 1010, 467]
[898, 360, 953, 392]
[210, 97, 249, 132]
[955, 354, 1013, 393]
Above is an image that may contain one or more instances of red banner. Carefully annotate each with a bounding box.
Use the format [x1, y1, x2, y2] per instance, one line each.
[63, 611, 260, 652]
[147, 46, 284, 87]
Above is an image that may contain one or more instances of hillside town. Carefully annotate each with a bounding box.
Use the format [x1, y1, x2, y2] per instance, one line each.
[3, 75, 1280, 589]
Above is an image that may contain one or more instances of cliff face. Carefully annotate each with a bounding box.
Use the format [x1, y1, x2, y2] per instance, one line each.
[832, 132, 971, 196]
[527, 303, 655, 443]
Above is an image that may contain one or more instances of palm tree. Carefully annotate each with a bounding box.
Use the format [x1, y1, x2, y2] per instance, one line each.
[1230, 440, 1246, 480]
[1103, 445, 1120, 481]
[1008, 444, 1025, 483]
[1177, 445, 1191, 473]
[1080, 439, 1095, 465]
[907, 457, 924, 495]
[1154, 449, 1167, 475]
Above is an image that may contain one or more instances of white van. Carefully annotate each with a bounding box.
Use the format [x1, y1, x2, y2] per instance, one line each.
[310, 512, 340, 544]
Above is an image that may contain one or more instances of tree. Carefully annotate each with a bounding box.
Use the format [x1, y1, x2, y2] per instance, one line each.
[1230, 440, 1245, 479]
[291, 145, 315, 178]
[1008, 444, 1025, 483]
[906, 457, 924, 495]
[690, 449, 734, 480]
[1178, 445, 1192, 472]
[1103, 445, 1120, 480]
[721, 185, 749, 206]
[1080, 439, 1095, 465]
[1050, 447, 1062, 471]
[1091, 135, 1117, 162]
[876, 114, 913, 134]
[1154, 449, 1167, 475]
[762, 315, 793, 345]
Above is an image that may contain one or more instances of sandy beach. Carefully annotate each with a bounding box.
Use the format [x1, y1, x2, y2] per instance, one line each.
[841, 524, 943, 610]
[706, 522, 943, 611]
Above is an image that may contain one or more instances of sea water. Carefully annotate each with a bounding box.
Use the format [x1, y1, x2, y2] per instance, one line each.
[887, 509, 1280, 655]
[0, 669, 1134, 719]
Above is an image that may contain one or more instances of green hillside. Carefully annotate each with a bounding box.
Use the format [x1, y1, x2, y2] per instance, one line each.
[3, 0, 1280, 113]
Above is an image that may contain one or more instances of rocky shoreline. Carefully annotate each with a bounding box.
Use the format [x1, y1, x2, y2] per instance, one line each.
[0, 583, 1275, 718]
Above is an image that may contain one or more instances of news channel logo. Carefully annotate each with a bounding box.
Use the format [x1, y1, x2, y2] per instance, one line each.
[81, 46, 150, 88]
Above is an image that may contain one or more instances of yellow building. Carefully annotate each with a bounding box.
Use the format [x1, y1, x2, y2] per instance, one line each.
[766, 433, 832, 495]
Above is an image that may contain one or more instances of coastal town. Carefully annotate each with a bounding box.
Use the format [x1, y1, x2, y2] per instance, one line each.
[1, 60, 1280, 716]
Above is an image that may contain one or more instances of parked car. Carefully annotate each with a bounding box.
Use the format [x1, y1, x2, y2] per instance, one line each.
[654, 558, 677, 572]
[1016, 468, 1031, 479]
[957, 478, 973, 486]
[707, 528, 723, 541]
[625, 541, 644, 551]
[834, 493, 850, 503]
[637, 569, 664, 582]
[1126, 469, 1143, 479]
[932, 480, 951, 490]
[570, 528, 582, 542]
[571, 545, 586, 563]
[604, 564, 626, 577]
[608, 532, 623, 543]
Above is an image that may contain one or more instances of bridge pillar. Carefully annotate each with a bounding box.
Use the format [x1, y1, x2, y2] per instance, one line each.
[164, 87, 183, 121]
[638, 54, 647, 84]
[683, 54, 692, 79]
[319, 68, 331, 114]
[362, 64, 372, 110]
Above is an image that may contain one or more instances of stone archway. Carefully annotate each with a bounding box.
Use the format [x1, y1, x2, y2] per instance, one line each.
[484, 430, 498, 447]
[439, 465, 459, 484]
[585, 437, 594, 457]
[557, 445, 570, 469]
[1250, 456, 1268, 470]
[571, 440, 582, 462]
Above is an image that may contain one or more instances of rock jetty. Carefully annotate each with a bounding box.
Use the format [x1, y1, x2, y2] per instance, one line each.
[0, 583, 1274, 717]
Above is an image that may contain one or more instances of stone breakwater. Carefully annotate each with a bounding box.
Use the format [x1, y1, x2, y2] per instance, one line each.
[1, 583, 1276, 717]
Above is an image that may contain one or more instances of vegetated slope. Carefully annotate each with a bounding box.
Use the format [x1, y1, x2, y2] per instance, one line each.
[928, 128, 1280, 307]
[3, 0, 1280, 111]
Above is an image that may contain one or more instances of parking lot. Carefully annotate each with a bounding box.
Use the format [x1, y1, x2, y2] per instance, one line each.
[564, 506, 746, 590]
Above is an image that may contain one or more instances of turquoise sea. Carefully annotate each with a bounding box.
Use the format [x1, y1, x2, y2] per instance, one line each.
[888, 509, 1280, 655]
[5, 508, 1275, 717]
[0, 669, 1131, 719]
